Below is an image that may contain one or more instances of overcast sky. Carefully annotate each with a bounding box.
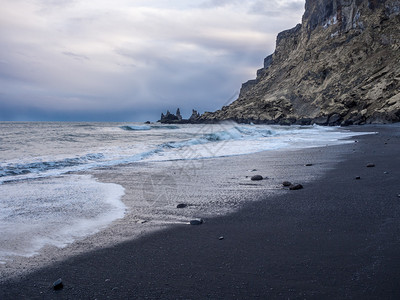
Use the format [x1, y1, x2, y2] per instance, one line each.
[0, 0, 305, 122]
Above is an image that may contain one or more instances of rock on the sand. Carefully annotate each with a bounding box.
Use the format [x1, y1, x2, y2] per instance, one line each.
[177, 203, 188, 209]
[282, 181, 292, 187]
[190, 219, 204, 225]
[53, 278, 63, 290]
[367, 163, 375, 168]
[251, 175, 263, 181]
[289, 184, 304, 190]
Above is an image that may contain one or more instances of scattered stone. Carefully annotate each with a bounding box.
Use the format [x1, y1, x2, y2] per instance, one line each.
[328, 114, 342, 126]
[144, 121, 151, 124]
[313, 116, 329, 126]
[176, 203, 188, 209]
[367, 163, 375, 168]
[219, 236, 224, 240]
[137, 220, 147, 224]
[341, 120, 353, 127]
[190, 219, 204, 225]
[355, 176, 361, 180]
[398, 194, 400, 198]
[282, 181, 292, 187]
[384, 172, 389, 174]
[289, 184, 303, 190]
[251, 175, 263, 181]
[305, 163, 313, 167]
[53, 278, 63, 290]
[251, 169, 257, 172]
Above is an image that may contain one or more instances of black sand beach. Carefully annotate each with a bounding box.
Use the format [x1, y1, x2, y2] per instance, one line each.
[1, 125, 400, 299]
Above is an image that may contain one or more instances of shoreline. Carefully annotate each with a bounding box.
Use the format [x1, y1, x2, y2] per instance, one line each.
[1, 124, 400, 298]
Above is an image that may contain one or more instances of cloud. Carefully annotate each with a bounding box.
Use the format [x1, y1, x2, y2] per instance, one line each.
[198, 0, 241, 8]
[0, 0, 305, 121]
[249, 0, 305, 16]
[63, 52, 90, 61]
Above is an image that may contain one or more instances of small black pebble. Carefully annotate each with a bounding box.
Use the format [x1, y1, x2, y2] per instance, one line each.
[190, 219, 203, 225]
[219, 236, 224, 240]
[282, 181, 292, 187]
[289, 184, 303, 190]
[355, 176, 361, 180]
[367, 163, 375, 168]
[53, 278, 63, 290]
[305, 164, 313, 167]
[176, 203, 188, 209]
[251, 175, 263, 181]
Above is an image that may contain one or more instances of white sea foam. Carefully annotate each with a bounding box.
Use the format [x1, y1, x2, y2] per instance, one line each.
[144, 124, 372, 162]
[0, 123, 373, 184]
[0, 174, 125, 262]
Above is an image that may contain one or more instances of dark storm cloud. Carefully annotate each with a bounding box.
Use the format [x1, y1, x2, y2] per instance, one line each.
[0, 0, 305, 121]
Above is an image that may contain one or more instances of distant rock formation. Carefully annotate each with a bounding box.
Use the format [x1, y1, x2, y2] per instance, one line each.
[159, 108, 182, 123]
[189, 109, 200, 122]
[200, 0, 400, 125]
[176, 108, 182, 121]
[159, 108, 200, 123]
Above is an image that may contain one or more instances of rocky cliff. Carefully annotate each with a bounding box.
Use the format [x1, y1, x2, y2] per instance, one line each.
[200, 0, 400, 125]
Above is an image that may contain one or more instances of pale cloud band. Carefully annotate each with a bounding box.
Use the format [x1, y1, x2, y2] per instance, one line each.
[0, 0, 304, 121]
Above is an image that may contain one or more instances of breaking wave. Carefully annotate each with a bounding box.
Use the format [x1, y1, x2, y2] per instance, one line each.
[0, 153, 105, 178]
[120, 125, 152, 131]
[0, 123, 367, 184]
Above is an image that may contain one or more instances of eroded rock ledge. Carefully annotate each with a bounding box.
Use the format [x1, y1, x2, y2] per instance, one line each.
[199, 0, 400, 126]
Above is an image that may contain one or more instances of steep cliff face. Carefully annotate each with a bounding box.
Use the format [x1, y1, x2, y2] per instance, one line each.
[201, 0, 400, 125]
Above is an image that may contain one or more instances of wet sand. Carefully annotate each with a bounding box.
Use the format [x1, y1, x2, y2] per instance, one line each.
[1, 124, 400, 299]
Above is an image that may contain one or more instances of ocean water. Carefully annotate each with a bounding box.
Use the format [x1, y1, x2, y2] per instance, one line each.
[0, 121, 369, 262]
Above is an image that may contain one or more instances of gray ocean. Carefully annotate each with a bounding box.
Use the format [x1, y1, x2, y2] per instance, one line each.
[0, 121, 367, 262]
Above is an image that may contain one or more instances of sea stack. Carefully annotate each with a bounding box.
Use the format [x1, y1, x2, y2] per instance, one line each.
[159, 108, 201, 123]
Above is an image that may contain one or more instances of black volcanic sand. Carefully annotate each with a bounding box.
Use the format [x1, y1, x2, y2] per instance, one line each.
[1, 125, 400, 299]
